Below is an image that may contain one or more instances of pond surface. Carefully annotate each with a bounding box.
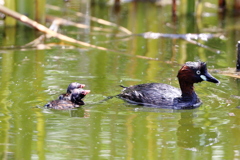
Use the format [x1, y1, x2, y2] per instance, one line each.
[1, 0, 240, 159]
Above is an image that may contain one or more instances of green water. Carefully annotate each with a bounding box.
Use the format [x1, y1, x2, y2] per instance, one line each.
[0, 1, 240, 160]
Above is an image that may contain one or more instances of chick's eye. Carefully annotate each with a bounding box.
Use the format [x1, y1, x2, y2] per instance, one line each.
[196, 70, 201, 75]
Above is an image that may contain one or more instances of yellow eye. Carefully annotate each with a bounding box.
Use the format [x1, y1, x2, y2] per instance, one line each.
[196, 70, 201, 75]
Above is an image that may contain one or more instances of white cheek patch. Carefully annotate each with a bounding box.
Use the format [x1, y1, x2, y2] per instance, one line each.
[200, 75, 207, 81]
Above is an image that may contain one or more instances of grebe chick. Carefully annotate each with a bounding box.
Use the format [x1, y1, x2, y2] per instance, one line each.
[45, 88, 90, 110]
[59, 82, 85, 100]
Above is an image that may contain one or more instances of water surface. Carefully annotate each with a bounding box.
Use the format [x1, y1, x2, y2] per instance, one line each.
[0, 1, 240, 160]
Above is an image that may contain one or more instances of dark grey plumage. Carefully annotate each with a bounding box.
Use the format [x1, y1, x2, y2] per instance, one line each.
[118, 61, 219, 109]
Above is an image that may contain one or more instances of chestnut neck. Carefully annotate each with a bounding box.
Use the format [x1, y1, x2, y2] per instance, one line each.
[178, 79, 198, 102]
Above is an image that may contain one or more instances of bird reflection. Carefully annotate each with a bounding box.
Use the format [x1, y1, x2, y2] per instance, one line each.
[177, 112, 219, 150]
[69, 108, 90, 118]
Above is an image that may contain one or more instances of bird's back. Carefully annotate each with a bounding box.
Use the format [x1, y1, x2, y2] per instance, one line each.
[118, 83, 182, 107]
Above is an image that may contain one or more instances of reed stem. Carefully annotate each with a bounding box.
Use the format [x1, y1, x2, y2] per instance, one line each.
[4, 0, 16, 26]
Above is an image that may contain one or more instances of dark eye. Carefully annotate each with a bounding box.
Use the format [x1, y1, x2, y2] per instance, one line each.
[196, 70, 201, 75]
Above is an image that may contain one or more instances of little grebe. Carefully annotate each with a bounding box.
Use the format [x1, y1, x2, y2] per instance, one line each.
[59, 82, 85, 100]
[118, 61, 220, 109]
[45, 88, 90, 110]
